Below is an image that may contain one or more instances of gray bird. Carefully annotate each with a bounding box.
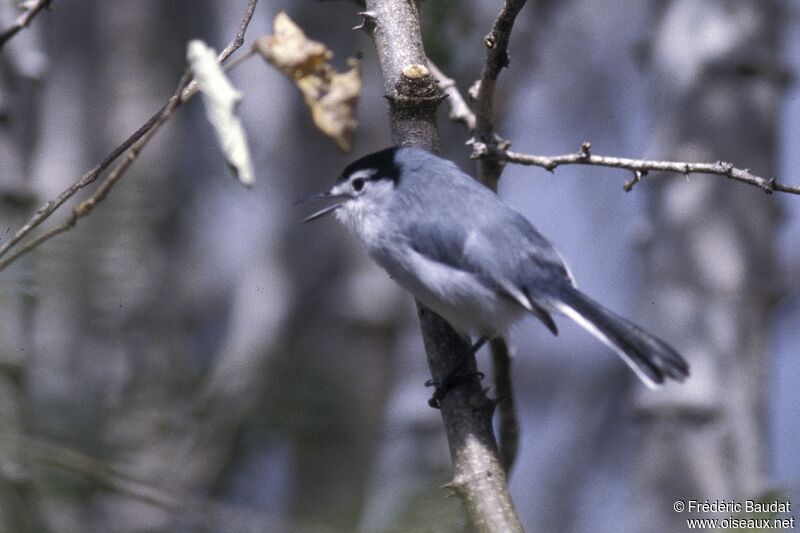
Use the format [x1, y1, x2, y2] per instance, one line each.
[302, 147, 689, 390]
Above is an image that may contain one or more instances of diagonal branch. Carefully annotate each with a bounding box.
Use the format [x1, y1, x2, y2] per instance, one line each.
[500, 142, 800, 195]
[0, 70, 193, 271]
[0, 0, 53, 49]
[0, 0, 260, 271]
[219, 0, 259, 63]
[17, 433, 290, 531]
[429, 61, 476, 132]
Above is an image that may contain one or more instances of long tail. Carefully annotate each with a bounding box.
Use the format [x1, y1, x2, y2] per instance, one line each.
[552, 285, 689, 387]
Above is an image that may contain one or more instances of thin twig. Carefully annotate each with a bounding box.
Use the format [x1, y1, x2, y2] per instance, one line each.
[0, 71, 192, 271]
[181, 0, 259, 101]
[219, 0, 259, 62]
[0, 0, 260, 270]
[429, 61, 476, 132]
[0, 110, 160, 262]
[0, 0, 53, 49]
[24, 434, 185, 511]
[498, 142, 800, 195]
[15, 433, 292, 531]
[490, 338, 518, 473]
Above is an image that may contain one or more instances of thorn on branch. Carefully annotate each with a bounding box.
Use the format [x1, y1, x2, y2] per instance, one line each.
[353, 11, 376, 33]
[440, 481, 459, 499]
[579, 141, 591, 159]
[623, 169, 646, 192]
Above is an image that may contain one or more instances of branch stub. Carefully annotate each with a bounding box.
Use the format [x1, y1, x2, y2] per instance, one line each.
[395, 63, 438, 99]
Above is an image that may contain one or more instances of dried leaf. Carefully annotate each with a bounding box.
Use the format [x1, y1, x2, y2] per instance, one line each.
[254, 12, 361, 152]
[187, 39, 255, 186]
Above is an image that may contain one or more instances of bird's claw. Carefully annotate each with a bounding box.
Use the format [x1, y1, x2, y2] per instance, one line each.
[425, 371, 485, 409]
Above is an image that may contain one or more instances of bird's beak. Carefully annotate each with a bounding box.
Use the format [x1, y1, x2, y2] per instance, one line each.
[295, 190, 350, 223]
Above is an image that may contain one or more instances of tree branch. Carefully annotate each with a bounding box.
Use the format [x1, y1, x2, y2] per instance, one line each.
[360, 2, 523, 531]
[0, 0, 260, 271]
[0, 70, 195, 271]
[490, 338, 519, 473]
[435, 46, 797, 198]
[429, 61, 476, 132]
[15, 433, 301, 532]
[497, 142, 800, 195]
[470, 0, 527, 190]
[0, 0, 53, 49]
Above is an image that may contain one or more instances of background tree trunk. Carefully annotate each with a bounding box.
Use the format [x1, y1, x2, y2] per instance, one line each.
[633, 1, 784, 530]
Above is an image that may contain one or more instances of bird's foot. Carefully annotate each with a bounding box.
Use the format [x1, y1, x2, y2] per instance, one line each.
[423, 336, 490, 408]
[425, 371, 485, 409]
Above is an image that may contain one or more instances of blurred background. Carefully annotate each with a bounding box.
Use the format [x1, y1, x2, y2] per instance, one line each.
[0, 0, 798, 532]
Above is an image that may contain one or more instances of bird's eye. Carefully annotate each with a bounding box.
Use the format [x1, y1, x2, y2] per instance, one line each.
[352, 177, 365, 192]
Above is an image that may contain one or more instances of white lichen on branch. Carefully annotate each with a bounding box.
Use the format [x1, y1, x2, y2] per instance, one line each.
[188, 40, 254, 186]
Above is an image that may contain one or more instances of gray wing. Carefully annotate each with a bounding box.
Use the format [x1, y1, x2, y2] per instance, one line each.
[402, 182, 572, 334]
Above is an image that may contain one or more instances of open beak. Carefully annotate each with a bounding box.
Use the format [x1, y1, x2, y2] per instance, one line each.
[295, 190, 350, 223]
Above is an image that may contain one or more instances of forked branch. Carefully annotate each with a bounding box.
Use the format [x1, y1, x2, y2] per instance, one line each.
[430, 66, 799, 197]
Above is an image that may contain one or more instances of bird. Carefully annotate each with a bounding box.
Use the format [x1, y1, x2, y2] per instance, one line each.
[300, 146, 689, 393]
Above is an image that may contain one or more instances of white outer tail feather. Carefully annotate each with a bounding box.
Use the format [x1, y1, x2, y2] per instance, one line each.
[554, 301, 660, 389]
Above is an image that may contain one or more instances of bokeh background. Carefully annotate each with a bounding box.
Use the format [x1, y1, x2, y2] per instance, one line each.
[1, 0, 798, 532]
